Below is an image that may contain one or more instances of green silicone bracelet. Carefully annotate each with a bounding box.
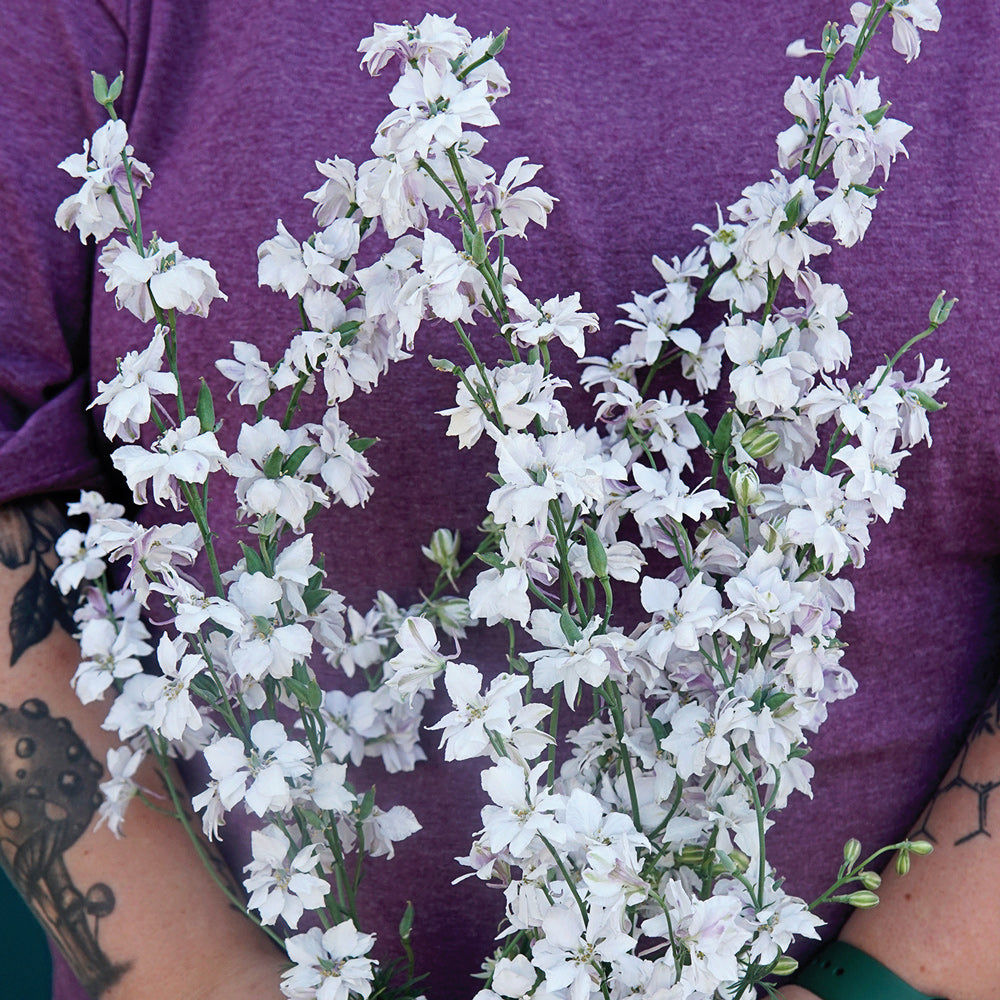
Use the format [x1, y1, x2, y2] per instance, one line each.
[795, 942, 947, 1000]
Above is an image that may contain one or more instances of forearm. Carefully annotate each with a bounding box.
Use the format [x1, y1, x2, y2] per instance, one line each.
[0, 497, 285, 999]
[782, 691, 1000, 1000]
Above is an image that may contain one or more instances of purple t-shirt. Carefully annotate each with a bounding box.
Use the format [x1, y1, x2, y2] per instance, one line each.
[3, 1, 1000, 997]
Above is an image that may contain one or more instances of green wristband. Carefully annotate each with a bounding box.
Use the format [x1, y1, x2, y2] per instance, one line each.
[795, 941, 947, 1000]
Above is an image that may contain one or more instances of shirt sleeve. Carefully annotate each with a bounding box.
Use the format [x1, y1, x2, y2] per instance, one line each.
[0, 0, 129, 504]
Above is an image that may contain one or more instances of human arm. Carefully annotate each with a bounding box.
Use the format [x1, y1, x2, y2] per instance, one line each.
[0, 495, 286, 1000]
[779, 687, 1000, 1000]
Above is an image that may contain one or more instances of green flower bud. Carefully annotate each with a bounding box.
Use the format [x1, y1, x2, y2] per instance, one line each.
[729, 849, 751, 874]
[677, 845, 708, 867]
[487, 27, 508, 56]
[771, 955, 800, 977]
[731, 465, 763, 510]
[195, 378, 216, 433]
[92, 71, 109, 104]
[740, 425, 781, 459]
[421, 528, 462, 578]
[895, 851, 911, 877]
[821, 21, 841, 56]
[582, 523, 608, 580]
[838, 890, 880, 909]
[842, 838, 862, 866]
[928, 290, 957, 326]
[906, 839, 934, 856]
[859, 870, 882, 890]
[470, 227, 488, 265]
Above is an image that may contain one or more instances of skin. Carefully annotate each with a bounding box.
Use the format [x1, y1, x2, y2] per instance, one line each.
[780, 691, 1000, 1000]
[0, 498, 285, 1000]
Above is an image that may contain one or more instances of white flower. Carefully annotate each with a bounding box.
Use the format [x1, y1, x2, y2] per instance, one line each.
[727, 171, 829, 281]
[99, 237, 225, 322]
[55, 119, 153, 243]
[280, 920, 376, 1000]
[478, 157, 555, 237]
[358, 803, 422, 858]
[203, 720, 311, 817]
[226, 571, 314, 681]
[639, 572, 722, 666]
[310, 408, 376, 508]
[95, 745, 146, 837]
[430, 663, 549, 761]
[217, 341, 294, 407]
[480, 759, 565, 858]
[504, 288, 599, 358]
[52, 527, 109, 594]
[305, 157, 358, 226]
[380, 63, 499, 160]
[226, 418, 328, 533]
[111, 415, 226, 508]
[90, 327, 177, 442]
[523, 610, 627, 708]
[243, 826, 329, 928]
[531, 904, 635, 1000]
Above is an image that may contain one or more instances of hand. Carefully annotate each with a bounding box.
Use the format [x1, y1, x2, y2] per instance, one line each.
[776, 987, 820, 1000]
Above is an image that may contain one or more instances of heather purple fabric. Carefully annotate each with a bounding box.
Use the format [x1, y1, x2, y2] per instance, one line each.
[2, 1, 999, 998]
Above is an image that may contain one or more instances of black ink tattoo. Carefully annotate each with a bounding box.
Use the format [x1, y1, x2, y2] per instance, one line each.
[914, 686, 1000, 846]
[0, 698, 128, 996]
[0, 500, 77, 665]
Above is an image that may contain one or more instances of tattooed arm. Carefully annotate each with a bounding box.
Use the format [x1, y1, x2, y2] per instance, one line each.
[0, 497, 285, 1000]
[780, 690, 1000, 1000]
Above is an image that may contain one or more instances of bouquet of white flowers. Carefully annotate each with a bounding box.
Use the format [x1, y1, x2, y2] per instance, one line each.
[52, 2, 949, 998]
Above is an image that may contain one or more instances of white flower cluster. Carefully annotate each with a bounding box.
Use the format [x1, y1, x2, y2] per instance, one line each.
[54, 4, 945, 999]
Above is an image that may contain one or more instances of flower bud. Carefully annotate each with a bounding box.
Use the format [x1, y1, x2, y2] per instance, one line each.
[731, 465, 763, 510]
[821, 21, 841, 56]
[92, 71, 109, 104]
[740, 425, 780, 459]
[582, 524, 608, 580]
[729, 849, 751, 874]
[837, 889, 880, 909]
[928, 290, 957, 326]
[421, 528, 461, 579]
[842, 837, 862, 867]
[771, 955, 800, 977]
[677, 845, 708, 867]
[906, 839, 934, 856]
[859, 870, 881, 890]
[487, 27, 508, 56]
[895, 851, 911, 877]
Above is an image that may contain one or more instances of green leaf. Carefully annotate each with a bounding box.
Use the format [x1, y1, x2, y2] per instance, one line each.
[908, 388, 946, 412]
[712, 410, 734, 453]
[470, 227, 487, 265]
[349, 437, 378, 453]
[283, 443, 315, 476]
[686, 411, 715, 451]
[239, 542, 265, 576]
[358, 787, 376, 820]
[477, 550, 503, 570]
[558, 607, 583, 644]
[779, 190, 803, 232]
[189, 673, 221, 702]
[648, 714, 669, 746]
[863, 104, 888, 127]
[263, 447, 284, 479]
[399, 901, 415, 942]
